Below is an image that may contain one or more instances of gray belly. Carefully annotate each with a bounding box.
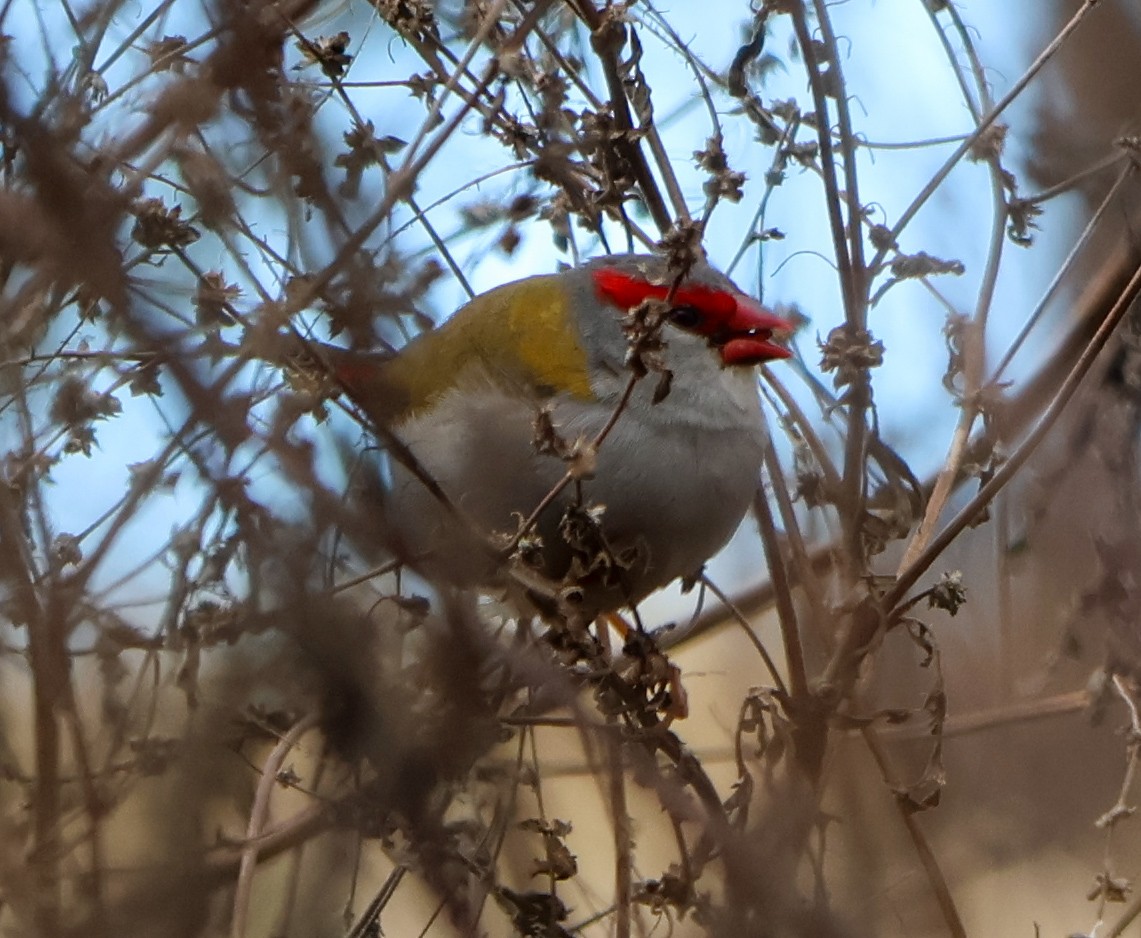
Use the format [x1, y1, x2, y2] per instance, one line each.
[383, 382, 763, 617]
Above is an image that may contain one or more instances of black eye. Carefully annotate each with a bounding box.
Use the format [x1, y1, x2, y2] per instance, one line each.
[668, 305, 702, 330]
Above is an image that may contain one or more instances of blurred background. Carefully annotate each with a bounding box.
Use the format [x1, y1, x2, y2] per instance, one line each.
[0, 0, 1139, 935]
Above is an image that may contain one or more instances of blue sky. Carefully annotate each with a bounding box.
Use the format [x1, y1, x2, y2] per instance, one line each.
[3, 0, 1093, 626]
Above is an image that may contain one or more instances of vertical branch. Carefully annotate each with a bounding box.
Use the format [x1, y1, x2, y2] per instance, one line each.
[606, 732, 632, 938]
[897, 0, 1011, 575]
[61, 698, 107, 929]
[785, 6, 854, 315]
[596, 623, 631, 938]
[809, 0, 867, 312]
[752, 468, 807, 703]
[787, 2, 870, 575]
[753, 458, 824, 781]
[895, 180, 1004, 571]
[570, 0, 674, 235]
[0, 486, 63, 937]
[27, 619, 64, 938]
[760, 428, 829, 647]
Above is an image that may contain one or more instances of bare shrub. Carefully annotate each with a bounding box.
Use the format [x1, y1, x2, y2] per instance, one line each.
[0, 1, 1139, 936]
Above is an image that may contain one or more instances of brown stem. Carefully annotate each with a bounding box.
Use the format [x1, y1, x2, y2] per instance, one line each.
[596, 624, 632, 938]
[788, 2, 870, 579]
[752, 479, 807, 703]
[697, 574, 788, 699]
[230, 713, 319, 938]
[571, 0, 673, 234]
[861, 727, 967, 938]
[887, 255, 1141, 613]
[0, 484, 64, 937]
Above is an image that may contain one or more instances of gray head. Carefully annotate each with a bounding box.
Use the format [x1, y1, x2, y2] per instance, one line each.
[558, 253, 792, 401]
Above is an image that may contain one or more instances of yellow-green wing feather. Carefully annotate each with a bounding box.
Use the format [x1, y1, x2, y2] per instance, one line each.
[331, 274, 596, 425]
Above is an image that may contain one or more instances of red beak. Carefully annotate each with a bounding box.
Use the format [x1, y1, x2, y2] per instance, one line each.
[718, 294, 794, 366]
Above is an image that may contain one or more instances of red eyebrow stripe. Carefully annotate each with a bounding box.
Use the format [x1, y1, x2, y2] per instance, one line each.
[673, 283, 736, 315]
[592, 268, 667, 308]
[592, 268, 735, 315]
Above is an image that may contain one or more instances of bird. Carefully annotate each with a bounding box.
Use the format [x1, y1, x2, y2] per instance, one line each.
[312, 253, 793, 623]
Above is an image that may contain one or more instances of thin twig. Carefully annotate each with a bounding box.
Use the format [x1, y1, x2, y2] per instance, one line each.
[345, 866, 407, 938]
[1092, 676, 1141, 932]
[697, 574, 789, 699]
[861, 727, 967, 938]
[596, 623, 632, 938]
[230, 712, 319, 938]
[992, 163, 1136, 383]
[751, 475, 807, 702]
[887, 255, 1141, 614]
[866, 0, 1105, 276]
